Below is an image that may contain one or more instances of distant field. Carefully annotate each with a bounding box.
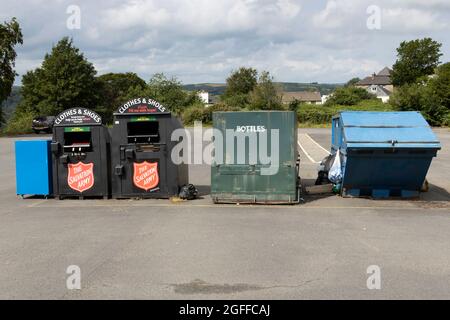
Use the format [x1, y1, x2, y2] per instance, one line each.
[2, 83, 342, 122]
[183, 82, 342, 96]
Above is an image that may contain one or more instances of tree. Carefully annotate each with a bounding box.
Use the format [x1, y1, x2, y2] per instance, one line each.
[221, 67, 257, 108]
[0, 17, 23, 124]
[391, 38, 442, 86]
[390, 62, 450, 126]
[345, 77, 361, 87]
[96, 72, 146, 123]
[16, 37, 97, 116]
[325, 87, 376, 106]
[248, 71, 283, 110]
[389, 82, 445, 126]
[428, 62, 450, 111]
[125, 73, 202, 115]
[224, 67, 257, 96]
[288, 99, 302, 111]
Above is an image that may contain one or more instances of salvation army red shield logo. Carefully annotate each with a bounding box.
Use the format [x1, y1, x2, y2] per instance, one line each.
[67, 162, 94, 193]
[133, 161, 159, 191]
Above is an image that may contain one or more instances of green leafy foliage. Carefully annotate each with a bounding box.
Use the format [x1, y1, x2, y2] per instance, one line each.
[298, 100, 395, 125]
[248, 71, 283, 110]
[345, 77, 361, 87]
[182, 106, 209, 126]
[183, 82, 340, 96]
[390, 62, 450, 126]
[3, 110, 35, 135]
[182, 103, 241, 126]
[95, 72, 146, 123]
[391, 38, 442, 86]
[6, 37, 98, 133]
[0, 17, 23, 125]
[221, 67, 257, 108]
[125, 73, 202, 116]
[325, 86, 376, 106]
[288, 99, 302, 111]
[203, 103, 241, 123]
[429, 62, 450, 111]
[15, 37, 97, 117]
[220, 68, 282, 110]
[0, 86, 21, 123]
[224, 67, 257, 97]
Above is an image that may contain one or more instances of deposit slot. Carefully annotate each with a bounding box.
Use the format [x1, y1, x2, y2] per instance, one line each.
[51, 108, 111, 199]
[111, 98, 189, 199]
[63, 131, 92, 152]
[127, 121, 160, 144]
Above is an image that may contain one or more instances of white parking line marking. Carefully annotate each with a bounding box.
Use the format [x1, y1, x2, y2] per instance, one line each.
[305, 133, 330, 154]
[297, 142, 321, 164]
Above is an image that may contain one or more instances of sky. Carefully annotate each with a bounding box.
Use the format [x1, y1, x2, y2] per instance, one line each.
[1, 0, 449, 85]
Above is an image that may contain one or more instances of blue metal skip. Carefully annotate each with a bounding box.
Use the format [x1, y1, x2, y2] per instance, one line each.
[331, 111, 441, 198]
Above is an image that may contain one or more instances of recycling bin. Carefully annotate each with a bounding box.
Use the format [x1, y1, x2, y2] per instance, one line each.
[331, 111, 441, 198]
[111, 98, 188, 198]
[15, 140, 53, 198]
[211, 111, 300, 204]
[51, 108, 111, 199]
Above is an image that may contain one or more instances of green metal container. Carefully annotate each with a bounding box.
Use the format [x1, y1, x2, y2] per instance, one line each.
[211, 111, 300, 204]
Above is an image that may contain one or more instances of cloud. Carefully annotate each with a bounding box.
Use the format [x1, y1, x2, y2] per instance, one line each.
[395, 0, 450, 10]
[381, 7, 448, 32]
[101, 0, 301, 36]
[312, 0, 449, 32]
[1, 0, 449, 84]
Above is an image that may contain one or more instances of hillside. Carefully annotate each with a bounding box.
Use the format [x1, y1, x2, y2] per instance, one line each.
[1, 82, 342, 122]
[183, 82, 342, 96]
[1, 86, 21, 122]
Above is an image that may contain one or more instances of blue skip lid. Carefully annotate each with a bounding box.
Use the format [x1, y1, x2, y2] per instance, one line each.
[339, 111, 441, 149]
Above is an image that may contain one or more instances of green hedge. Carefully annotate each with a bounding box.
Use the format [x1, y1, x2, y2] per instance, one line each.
[182, 99, 396, 126]
[182, 106, 209, 126]
[182, 103, 241, 126]
[443, 112, 450, 127]
[297, 100, 396, 125]
[2, 111, 36, 135]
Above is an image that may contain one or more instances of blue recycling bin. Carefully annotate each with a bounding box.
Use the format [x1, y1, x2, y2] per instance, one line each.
[331, 111, 441, 198]
[15, 140, 53, 197]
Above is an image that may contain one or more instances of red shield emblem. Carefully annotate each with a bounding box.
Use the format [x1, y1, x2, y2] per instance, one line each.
[67, 162, 94, 193]
[133, 161, 159, 191]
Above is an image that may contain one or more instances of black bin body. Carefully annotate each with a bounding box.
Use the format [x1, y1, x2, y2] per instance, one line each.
[111, 98, 188, 199]
[51, 108, 110, 199]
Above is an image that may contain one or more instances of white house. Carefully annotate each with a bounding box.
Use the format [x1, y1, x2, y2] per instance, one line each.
[321, 94, 330, 104]
[198, 91, 210, 106]
[356, 67, 394, 103]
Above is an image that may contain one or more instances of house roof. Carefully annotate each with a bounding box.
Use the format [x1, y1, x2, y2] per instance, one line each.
[357, 75, 392, 86]
[378, 86, 392, 96]
[356, 67, 392, 86]
[377, 67, 392, 76]
[282, 91, 322, 103]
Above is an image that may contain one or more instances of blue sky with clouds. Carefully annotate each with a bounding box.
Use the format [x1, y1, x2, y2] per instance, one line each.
[1, 0, 449, 85]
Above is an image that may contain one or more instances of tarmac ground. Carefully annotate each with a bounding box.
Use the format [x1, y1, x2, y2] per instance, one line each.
[0, 128, 449, 299]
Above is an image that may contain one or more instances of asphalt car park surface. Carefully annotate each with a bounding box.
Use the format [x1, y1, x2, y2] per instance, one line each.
[0, 128, 449, 299]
